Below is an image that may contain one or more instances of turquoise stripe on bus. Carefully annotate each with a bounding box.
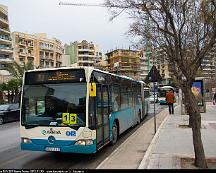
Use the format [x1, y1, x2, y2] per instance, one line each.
[31, 139, 74, 146]
[21, 139, 97, 154]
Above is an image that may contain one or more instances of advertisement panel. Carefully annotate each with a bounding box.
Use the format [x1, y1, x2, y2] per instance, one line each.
[191, 80, 204, 106]
[191, 79, 206, 113]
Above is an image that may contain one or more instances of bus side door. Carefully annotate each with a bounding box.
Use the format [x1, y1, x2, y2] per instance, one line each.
[96, 84, 110, 149]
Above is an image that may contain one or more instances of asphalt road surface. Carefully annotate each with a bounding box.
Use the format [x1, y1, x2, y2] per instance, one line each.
[0, 103, 167, 169]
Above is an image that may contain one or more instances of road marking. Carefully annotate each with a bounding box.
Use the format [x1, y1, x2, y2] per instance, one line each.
[0, 152, 31, 168]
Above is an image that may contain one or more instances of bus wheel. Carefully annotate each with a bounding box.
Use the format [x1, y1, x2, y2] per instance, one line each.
[0, 116, 3, 125]
[111, 122, 118, 145]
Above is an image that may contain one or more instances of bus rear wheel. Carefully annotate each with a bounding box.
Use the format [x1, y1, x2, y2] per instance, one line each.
[111, 122, 118, 145]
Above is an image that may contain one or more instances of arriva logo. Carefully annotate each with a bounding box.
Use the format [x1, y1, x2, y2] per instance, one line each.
[41, 128, 61, 135]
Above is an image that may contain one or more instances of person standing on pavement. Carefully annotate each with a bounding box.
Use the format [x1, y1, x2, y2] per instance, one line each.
[166, 89, 175, 114]
[213, 92, 216, 105]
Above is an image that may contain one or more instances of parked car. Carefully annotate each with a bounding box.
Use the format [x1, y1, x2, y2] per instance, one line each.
[0, 103, 20, 125]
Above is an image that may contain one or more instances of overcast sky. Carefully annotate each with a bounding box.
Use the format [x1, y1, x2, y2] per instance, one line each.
[1, 0, 136, 53]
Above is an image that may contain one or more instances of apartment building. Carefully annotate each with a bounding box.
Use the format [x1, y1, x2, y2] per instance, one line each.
[140, 49, 154, 81]
[201, 47, 216, 78]
[156, 48, 174, 84]
[0, 4, 13, 82]
[64, 40, 102, 67]
[106, 49, 141, 79]
[12, 32, 63, 68]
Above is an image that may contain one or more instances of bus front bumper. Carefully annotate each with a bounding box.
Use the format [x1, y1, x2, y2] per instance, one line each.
[21, 139, 97, 154]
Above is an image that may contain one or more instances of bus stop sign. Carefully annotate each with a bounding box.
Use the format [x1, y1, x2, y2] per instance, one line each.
[145, 65, 162, 84]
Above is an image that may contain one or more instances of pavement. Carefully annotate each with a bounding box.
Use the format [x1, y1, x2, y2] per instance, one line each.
[138, 102, 216, 169]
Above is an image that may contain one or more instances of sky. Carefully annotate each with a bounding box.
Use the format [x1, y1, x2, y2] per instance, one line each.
[1, 0, 135, 53]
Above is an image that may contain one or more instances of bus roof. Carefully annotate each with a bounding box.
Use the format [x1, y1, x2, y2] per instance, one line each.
[25, 66, 145, 83]
[160, 86, 174, 89]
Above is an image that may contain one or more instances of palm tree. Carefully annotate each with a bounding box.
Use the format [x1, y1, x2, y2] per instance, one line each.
[7, 78, 21, 103]
[6, 61, 34, 80]
[0, 83, 7, 104]
[5, 61, 34, 104]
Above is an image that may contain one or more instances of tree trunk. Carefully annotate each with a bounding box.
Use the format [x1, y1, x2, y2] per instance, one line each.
[14, 88, 19, 103]
[184, 86, 208, 168]
[182, 86, 192, 127]
[0, 91, 4, 104]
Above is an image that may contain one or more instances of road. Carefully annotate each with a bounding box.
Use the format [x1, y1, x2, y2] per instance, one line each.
[0, 103, 167, 169]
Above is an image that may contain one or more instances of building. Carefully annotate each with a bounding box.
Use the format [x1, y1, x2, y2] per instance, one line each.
[201, 47, 216, 78]
[64, 40, 102, 67]
[156, 48, 174, 85]
[106, 49, 141, 79]
[12, 32, 63, 68]
[0, 4, 13, 83]
[140, 49, 154, 81]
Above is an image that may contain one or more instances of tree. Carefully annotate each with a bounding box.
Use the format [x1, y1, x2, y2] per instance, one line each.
[7, 78, 21, 103]
[0, 83, 7, 104]
[6, 61, 34, 80]
[106, 0, 216, 168]
[5, 61, 34, 104]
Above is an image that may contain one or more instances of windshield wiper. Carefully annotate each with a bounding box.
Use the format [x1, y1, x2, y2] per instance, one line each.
[24, 124, 39, 129]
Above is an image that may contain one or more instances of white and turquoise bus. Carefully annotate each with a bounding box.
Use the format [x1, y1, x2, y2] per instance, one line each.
[20, 67, 149, 154]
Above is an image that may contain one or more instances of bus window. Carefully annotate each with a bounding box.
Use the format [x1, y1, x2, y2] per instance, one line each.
[112, 85, 121, 112]
[121, 87, 129, 109]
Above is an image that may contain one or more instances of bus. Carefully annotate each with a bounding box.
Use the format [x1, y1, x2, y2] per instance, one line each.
[158, 85, 175, 105]
[20, 67, 150, 154]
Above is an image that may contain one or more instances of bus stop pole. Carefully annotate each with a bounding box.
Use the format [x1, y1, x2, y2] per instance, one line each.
[153, 82, 156, 134]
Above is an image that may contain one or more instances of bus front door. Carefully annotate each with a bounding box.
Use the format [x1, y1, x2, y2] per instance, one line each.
[96, 84, 110, 149]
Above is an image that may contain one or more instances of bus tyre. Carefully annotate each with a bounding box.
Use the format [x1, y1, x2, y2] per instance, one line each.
[111, 122, 118, 145]
[0, 116, 3, 125]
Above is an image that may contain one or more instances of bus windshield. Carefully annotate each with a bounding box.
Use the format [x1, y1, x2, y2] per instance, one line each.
[22, 83, 86, 127]
[158, 86, 174, 97]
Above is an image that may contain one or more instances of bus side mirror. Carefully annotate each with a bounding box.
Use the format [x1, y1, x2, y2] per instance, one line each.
[89, 83, 96, 97]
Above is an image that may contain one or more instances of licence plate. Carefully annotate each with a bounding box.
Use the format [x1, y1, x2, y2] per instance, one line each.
[45, 147, 60, 152]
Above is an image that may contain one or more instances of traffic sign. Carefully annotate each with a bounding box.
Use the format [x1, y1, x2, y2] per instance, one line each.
[145, 65, 162, 83]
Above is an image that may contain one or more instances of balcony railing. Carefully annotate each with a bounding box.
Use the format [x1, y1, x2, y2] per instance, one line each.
[0, 36, 12, 43]
[0, 17, 8, 25]
[0, 27, 10, 34]
[19, 52, 26, 56]
[0, 47, 13, 53]
[78, 49, 95, 52]
[28, 53, 34, 57]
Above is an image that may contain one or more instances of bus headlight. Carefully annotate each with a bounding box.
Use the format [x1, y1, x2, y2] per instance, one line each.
[75, 139, 93, 146]
[21, 138, 32, 144]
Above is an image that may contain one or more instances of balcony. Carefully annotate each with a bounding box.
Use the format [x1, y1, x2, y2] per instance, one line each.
[0, 47, 13, 54]
[78, 54, 95, 58]
[0, 17, 8, 25]
[40, 46, 54, 51]
[0, 35, 12, 44]
[0, 28, 10, 34]
[78, 60, 94, 64]
[27, 43, 34, 48]
[78, 49, 95, 52]
[19, 52, 26, 57]
[0, 57, 13, 63]
[27, 53, 34, 58]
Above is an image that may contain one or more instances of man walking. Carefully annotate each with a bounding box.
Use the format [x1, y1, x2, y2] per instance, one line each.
[166, 89, 175, 114]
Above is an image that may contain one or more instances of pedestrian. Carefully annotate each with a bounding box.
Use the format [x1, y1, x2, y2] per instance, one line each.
[166, 89, 175, 114]
[213, 92, 216, 105]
